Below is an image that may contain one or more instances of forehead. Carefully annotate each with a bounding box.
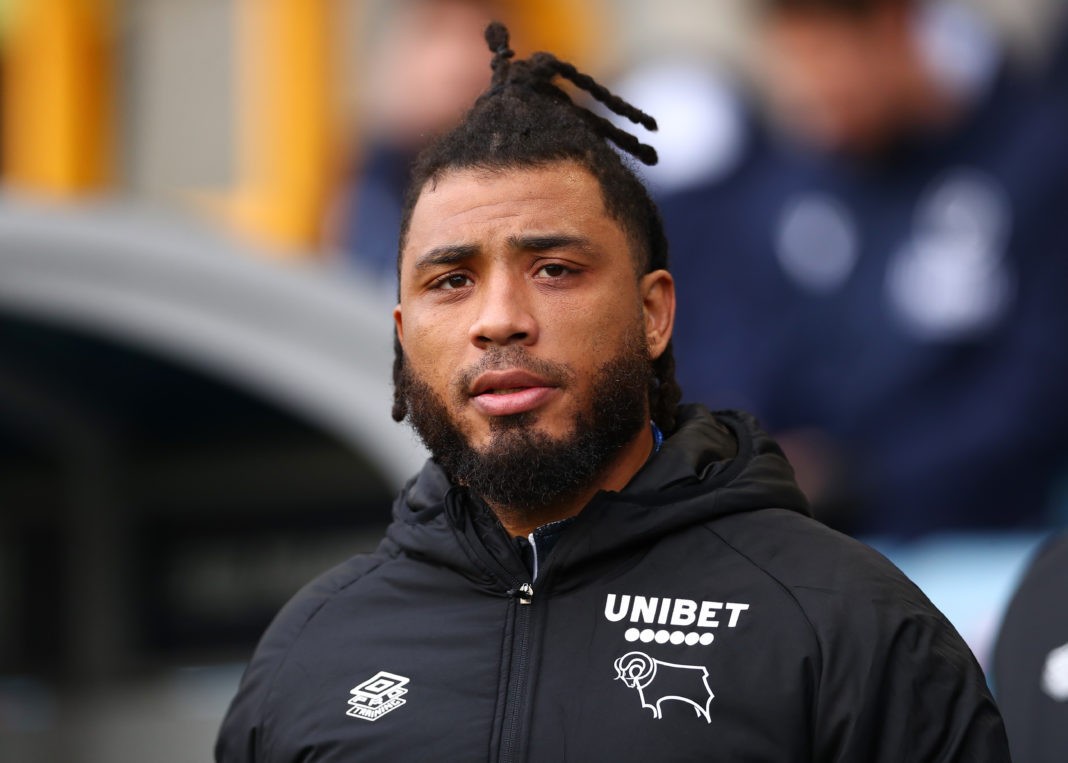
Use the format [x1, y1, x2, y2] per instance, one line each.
[401, 161, 633, 265]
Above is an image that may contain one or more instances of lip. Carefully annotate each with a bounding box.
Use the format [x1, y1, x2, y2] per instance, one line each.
[468, 369, 559, 417]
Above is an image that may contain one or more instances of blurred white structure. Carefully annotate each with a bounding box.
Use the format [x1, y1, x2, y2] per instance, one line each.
[0, 197, 427, 488]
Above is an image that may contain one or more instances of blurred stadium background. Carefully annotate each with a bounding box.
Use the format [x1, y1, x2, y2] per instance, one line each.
[0, 1, 1061, 760]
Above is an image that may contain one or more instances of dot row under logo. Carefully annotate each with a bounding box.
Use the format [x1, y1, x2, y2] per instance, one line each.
[624, 628, 715, 646]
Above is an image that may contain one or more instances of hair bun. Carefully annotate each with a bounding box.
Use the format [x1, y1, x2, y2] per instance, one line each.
[484, 21, 514, 59]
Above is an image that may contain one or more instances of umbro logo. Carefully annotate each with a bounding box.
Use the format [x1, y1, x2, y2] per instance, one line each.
[346, 671, 410, 721]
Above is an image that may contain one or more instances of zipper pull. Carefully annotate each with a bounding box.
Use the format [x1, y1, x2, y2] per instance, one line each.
[510, 583, 534, 605]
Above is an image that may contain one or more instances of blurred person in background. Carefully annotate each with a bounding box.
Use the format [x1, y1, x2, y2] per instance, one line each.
[337, 0, 500, 288]
[993, 532, 1068, 762]
[658, 0, 1068, 537]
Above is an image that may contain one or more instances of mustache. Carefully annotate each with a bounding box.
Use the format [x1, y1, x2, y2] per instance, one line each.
[455, 347, 574, 395]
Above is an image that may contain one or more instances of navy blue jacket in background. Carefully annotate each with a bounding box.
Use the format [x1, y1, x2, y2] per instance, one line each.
[660, 60, 1068, 537]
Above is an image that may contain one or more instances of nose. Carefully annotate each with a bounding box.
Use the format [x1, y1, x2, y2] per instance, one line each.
[468, 271, 538, 348]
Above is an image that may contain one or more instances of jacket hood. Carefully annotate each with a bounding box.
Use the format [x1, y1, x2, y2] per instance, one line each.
[382, 405, 810, 582]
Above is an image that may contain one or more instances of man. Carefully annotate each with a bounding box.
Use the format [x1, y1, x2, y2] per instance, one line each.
[759, 0, 987, 156]
[661, 0, 1068, 535]
[216, 23, 1009, 761]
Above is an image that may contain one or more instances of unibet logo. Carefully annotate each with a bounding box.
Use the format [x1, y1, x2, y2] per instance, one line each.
[604, 594, 750, 647]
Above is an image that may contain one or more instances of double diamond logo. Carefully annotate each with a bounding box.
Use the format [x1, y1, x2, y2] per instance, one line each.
[346, 671, 410, 722]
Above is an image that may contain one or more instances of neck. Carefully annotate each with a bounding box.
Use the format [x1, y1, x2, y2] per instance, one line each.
[491, 425, 655, 537]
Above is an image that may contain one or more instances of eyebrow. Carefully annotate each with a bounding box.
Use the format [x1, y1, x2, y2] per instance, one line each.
[508, 234, 594, 254]
[411, 234, 596, 274]
[412, 244, 480, 273]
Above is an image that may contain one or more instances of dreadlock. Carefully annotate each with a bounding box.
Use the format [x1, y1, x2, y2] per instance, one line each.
[393, 21, 682, 433]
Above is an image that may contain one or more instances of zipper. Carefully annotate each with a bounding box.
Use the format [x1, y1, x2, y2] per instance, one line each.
[514, 582, 534, 604]
[498, 531, 541, 757]
[499, 581, 535, 763]
[496, 518, 581, 759]
[446, 489, 554, 761]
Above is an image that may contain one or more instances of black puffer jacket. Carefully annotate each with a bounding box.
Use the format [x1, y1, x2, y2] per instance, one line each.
[216, 406, 1009, 762]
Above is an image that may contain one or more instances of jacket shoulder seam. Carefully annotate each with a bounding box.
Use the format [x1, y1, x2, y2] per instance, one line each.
[255, 553, 394, 757]
[701, 523, 825, 676]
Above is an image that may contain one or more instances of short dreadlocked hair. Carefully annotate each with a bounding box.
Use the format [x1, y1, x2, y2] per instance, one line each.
[393, 22, 682, 432]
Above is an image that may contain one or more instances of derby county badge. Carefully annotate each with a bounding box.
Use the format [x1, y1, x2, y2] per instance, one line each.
[614, 652, 714, 723]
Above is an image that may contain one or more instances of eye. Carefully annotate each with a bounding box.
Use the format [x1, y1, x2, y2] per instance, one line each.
[433, 273, 473, 290]
[535, 263, 571, 278]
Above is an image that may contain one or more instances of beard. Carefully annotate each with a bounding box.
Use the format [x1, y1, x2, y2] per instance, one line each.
[396, 331, 653, 516]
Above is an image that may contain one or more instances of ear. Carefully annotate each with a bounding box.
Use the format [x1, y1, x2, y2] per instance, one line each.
[639, 269, 675, 361]
[393, 304, 405, 346]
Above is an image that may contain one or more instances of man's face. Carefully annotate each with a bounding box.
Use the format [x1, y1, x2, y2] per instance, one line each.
[394, 161, 673, 508]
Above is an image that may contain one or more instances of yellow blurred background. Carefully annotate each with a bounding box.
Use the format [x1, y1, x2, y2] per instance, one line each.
[0, 0, 617, 250]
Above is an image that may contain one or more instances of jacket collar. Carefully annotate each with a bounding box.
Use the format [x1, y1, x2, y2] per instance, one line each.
[382, 405, 810, 584]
